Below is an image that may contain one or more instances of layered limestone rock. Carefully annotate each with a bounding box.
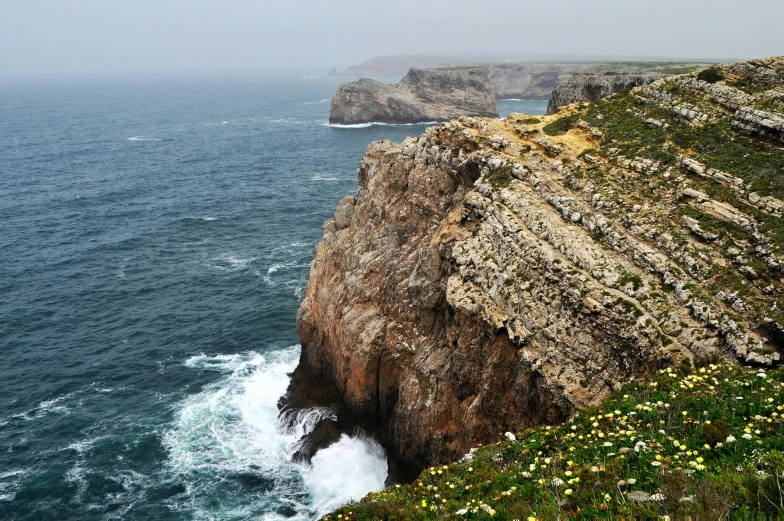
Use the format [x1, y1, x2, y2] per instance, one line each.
[293, 57, 784, 474]
[328, 67, 498, 125]
[547, 74, 664, 114]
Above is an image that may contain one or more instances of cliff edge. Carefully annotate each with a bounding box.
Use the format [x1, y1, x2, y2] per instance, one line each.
[328, 67, 498, 125]
[294, 57, 784, 473]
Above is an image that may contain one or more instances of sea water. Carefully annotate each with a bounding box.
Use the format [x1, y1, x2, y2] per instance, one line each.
[0, 72, 547, 520]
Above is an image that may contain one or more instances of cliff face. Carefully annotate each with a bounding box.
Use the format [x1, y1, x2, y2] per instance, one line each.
[487, 63, 593, 99]
[328, 67, 498, 125]
[295, 57, 784, 473]
[546, 73, 663, 114]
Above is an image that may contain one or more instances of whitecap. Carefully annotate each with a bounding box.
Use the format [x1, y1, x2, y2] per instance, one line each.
[127, 136, 161, 142]
[310, 175, 341, 181]
[201, 216, 217, 221]
[61, 435, 107, 454]
[209, 253, 256, 272]
[30, 391, 76, 417]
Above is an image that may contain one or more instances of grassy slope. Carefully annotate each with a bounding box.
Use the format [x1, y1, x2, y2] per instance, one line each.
[328, 362, 784, 520]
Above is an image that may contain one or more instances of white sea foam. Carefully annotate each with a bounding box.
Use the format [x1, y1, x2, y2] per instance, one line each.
[303, 434, 388, 517]
[209, 254, 255, 272]
[166, 346, 388, 519]
[0, 469, 26, 502]
[310, 175, 341, 181]
[201, 216, 217, 221]
[261, 260, 310, 292]
[323, 121, 437, 129]
[61, 436, 107, 454]
[300, 99, 330, 107]
[32, 392, 75, 417]
[64, 461, 89, 504]
[0, 469, 26, 480]
[127, 136, 161, 141]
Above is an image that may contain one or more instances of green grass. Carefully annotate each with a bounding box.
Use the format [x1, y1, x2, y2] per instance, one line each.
[543, 114, 581, 136]
[727, 76, 767, 95]
[326, 363, 784, 520]
[487, 165, 513, 190]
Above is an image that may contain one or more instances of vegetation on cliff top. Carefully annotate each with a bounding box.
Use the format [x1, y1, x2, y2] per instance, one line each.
[327, 362, 784, 520]
[537, 58, 784, 355]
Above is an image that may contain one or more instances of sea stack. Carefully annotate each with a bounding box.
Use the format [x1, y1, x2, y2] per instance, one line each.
[328, 67, 499, 125]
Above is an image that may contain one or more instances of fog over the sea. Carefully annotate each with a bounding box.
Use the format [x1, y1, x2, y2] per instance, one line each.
[2, 0, 783, 77]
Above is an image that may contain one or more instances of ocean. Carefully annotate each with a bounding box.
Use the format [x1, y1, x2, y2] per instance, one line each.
[0, 73, 548, 520]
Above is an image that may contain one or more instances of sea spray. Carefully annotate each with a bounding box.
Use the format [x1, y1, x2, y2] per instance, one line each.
[303, 434, 388, 517]
[165, 347, 387, 519]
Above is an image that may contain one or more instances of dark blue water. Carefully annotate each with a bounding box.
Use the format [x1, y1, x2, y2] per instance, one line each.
[0, 73, 547, 520]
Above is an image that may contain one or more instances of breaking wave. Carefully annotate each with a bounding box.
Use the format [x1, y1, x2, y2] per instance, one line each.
[165, 347, 387, 519]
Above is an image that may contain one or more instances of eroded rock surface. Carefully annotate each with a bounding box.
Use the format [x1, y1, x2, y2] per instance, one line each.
[293, 57, 784, 473]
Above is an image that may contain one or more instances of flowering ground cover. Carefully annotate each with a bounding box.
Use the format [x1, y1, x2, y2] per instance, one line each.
[326, 360, 784, 519]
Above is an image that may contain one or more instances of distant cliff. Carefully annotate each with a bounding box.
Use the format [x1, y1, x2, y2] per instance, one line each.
[486, 63, 593, 99]
[328, 67, 498, 125]
[546, 73, 663, 113]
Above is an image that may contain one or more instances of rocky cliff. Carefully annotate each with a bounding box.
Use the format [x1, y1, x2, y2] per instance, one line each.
[328, 67, 498, 125]
[293, 57, 784, 474]
[486, 63, 593, 99]
[546, 73, 664, 114]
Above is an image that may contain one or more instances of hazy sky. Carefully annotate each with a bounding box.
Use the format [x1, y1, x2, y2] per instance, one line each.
[2, 0, 783, 76]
